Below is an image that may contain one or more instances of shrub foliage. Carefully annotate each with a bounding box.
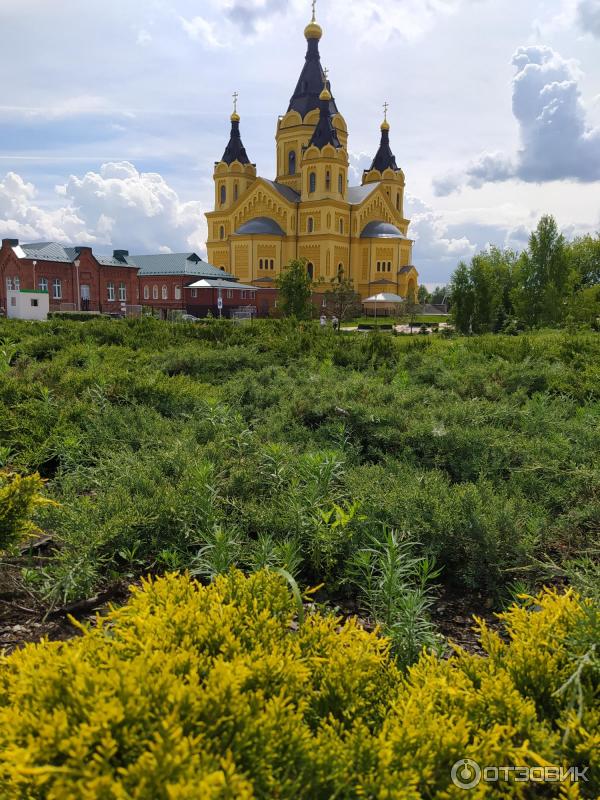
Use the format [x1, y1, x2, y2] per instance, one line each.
[0, 317, 599, 603]
[0, 571, 597, 798]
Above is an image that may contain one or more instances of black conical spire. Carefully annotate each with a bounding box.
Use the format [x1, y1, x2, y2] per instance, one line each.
[308, 77, 340, 149]
[221, 94, 250, 165]
[369, 107, 399, 172]
[221, 117, 250, 165]
[287, 7, 339, 119]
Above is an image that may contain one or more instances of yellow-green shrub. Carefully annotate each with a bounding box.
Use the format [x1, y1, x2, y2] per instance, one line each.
[0, 571, 597, 799]
[0, 471, 55, 551]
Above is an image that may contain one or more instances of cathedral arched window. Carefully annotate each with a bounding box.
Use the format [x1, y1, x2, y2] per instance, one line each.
[234, 183, 239, 201]
[338, 173, 343, 194]
[219, 226, 225, 240]
[288, 150, 296, 175]
[396, 193, 400, 211]
[339, 218, 344, 234]
[307, 262, 314, 280]
[220, 185, 226, 205]
[337, 263, 344, 278]
[325, 170, 331, 191]
[259, 258, 263, 270]
[152, 285, 158, 299]
[307, 217, 314, 233]
[309, 172, 316, 193]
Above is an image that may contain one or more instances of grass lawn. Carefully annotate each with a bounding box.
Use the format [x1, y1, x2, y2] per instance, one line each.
[342, 314, 450, 327]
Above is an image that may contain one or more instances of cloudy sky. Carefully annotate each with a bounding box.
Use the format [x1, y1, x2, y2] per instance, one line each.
[1, 0, 599, 285]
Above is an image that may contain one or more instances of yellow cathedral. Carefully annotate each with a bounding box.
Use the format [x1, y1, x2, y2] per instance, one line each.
[206, 6, 419, 301]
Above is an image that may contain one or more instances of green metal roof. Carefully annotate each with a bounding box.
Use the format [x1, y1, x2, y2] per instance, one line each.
[126, 253, 234, 279]
[18, 242, 137, 268]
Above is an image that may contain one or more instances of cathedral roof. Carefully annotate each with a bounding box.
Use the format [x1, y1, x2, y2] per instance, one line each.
[368, 123, 399, 173]
[360, 221, 407, 239]
[347, 183, 379, 205]
[287, 27, 338, 119]
[308, 84, 341, 149]
[234, 217, 286, 236]
[220, 117, 251, 165]
[263, 180, 300, 203]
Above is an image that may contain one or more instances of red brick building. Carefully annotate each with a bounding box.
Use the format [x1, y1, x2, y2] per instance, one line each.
[0, 240, 279, 319]
[0, 240, 139, 315]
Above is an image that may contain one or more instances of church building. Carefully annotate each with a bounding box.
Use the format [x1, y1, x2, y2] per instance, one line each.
[206, 5, 419, 301]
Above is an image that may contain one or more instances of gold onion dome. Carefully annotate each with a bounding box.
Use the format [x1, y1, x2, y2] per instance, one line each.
[231, 111, 240, 122]
[304, 20, 322, 39]
[305, 1, 322, 39]
[319, 86, 332, 101]
[381, 118, 390, 131]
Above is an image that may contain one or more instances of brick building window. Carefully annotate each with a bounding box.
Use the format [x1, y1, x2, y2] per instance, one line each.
[39, 277, 48, 292]
[119, 282, 126, 301]
[152, 285, 158, 300]
[6, 277, 12, 291]
[107, 282, 115, 301]
[227, 290, 233, 298]
[191, 289, 198, 298]
[175, 286, 181, 300]
[52, 278, 62, 299]
[161, 285, 168, 300]
[143, 285, 149, 300]
[14, 277, 20, 290]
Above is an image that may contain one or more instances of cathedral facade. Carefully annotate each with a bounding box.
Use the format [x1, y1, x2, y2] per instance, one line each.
[206, 9, 418, 301]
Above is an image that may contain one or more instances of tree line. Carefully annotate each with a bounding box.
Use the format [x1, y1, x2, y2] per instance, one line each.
[447, 215, 600, 333]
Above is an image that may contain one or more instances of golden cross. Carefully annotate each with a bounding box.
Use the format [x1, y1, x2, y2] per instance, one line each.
[311, 0, 317, 22]
[323, 66, 329, 88]
[383, 101, 389, 121]
[232, 91, 238, 114]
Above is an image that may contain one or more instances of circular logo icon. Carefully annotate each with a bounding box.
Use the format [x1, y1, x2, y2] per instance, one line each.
[451, 758, 482, 790]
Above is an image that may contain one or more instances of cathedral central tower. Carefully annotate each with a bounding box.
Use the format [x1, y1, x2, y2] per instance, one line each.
[205, 3, 419, 302]
[275, 7, 348, 191]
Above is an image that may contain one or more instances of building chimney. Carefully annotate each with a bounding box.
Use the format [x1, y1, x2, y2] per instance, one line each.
[2, 238, 19, 247]
[113, 249, 129, 262]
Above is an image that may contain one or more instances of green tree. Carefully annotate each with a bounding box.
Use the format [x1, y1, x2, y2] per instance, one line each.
[566, 233, 600, 289]
[275, 258, 314, 319]
[450, 261, 474, 333]
[417, 285, 430, 305]
[513, 215, 572, 327]
[429, 285, 449, 305]
[470, 247, 518, 333]
[323, 267, 362, 328]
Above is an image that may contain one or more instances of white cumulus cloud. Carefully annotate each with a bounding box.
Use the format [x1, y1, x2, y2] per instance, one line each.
[0, 163, 207, 256]
[434, 45, 600, 195]
[577, 0, 600, 36]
